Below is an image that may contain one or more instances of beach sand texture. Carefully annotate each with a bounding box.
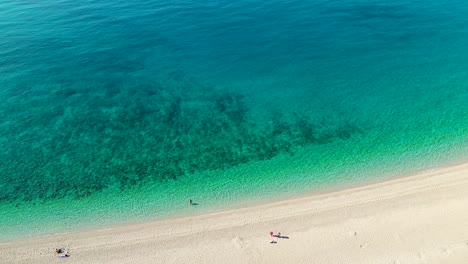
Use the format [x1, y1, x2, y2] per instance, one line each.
[1, 163, 467, 264]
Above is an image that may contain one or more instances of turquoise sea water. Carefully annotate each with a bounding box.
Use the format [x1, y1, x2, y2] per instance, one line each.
[1, 0, 468, 240]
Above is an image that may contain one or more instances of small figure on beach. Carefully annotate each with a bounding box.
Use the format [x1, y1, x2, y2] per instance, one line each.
[189, 199, 193, 205]
[269, 231, 278, 243]
[55, 248, 70, 258]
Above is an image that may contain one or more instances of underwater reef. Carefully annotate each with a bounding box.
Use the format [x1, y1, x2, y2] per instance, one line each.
[0, 71, 360, 203]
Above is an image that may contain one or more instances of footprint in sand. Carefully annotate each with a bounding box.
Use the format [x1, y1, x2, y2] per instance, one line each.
[232, 237, 244, 249]
[393, 233, 402, 242]
[440, 247, 451, 256]
[359, 243, 368, 249]
[417, 252, 425, 260]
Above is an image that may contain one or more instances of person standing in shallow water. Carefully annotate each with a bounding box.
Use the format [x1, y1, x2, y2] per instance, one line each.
[189, 199, 193, 205]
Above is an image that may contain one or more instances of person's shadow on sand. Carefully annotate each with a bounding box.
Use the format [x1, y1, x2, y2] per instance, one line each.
[274, 235, 289, 239]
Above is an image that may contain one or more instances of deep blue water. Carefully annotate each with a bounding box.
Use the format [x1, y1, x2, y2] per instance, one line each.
[1, 0, 468, 239]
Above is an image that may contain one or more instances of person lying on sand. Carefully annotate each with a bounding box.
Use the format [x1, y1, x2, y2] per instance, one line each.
[55, 248, 70, 258]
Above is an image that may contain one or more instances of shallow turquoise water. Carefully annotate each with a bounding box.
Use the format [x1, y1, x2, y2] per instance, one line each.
[1, 0, 468, 240]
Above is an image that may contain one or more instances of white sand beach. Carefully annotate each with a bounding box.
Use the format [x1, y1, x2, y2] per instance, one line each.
[1, 163, 467, 264]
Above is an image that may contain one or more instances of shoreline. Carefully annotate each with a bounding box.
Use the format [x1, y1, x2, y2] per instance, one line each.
[1, 161, 467, 263]
[2, 154, 463, 243]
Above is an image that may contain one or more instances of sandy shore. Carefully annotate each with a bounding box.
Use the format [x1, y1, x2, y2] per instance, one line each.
[1, 163, 468, 264]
